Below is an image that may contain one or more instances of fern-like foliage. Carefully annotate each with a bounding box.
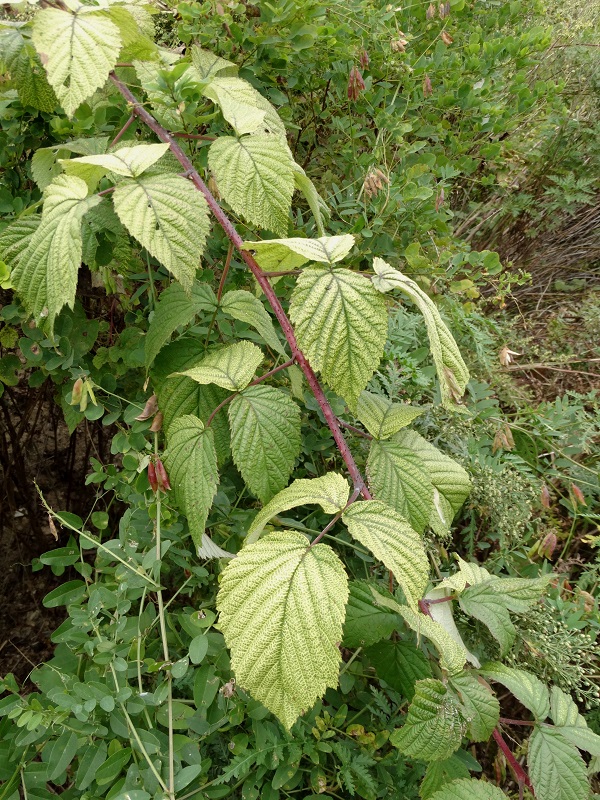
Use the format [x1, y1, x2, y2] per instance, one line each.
[289, 267, 388, 408]
[228, 385, 301, 502]
[217, 530, 348, 729]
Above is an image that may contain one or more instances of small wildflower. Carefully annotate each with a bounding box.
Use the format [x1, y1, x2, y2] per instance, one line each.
[363, 167, 390, 198]
[426, 2, 435, 19]
[439, 1, 450, 18]
[359, 49, 370, 69]
[391, 36, 409, 52]
[423, 74, 433, 97]
[440, 30, 453, 45]
[347, 66, 366, 101]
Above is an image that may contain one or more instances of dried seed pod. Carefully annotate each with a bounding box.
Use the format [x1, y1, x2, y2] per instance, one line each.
[71, 377, 84, 406]
[540, 484, 551, 508]
[571, 483, 586, 506]
[150, 411, 164, 433]
[359, 49, 370, 69]
[148, 461, 159, 493]
[347, 66, 365, 101]
[391, 37, 408, 52]
[135, 394, 158, 421]
[423, 74, 433, 97]
[155, 458, 172, 492]
[363, 167, 389, 198]
[440, 30, 453, 45]
[539, 532, 558, 560]
[435, 188, 445, 211]
[426, 2, 435, 19]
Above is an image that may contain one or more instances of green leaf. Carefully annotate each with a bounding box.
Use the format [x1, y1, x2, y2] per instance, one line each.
[342, 500, 429, 609]
[247, 472, 350, 544]
[292, 163, 328, 237]
[217, 530, 348, 729]
[190, 45, 237, 79]
[399, 606, 468, 676]
[485, 575, 551, 613]
[390, 678, 466, 762]
[0, 217, 41, 269]
[45, 731, 80, 780]
[438, 556, 491, 593]
[420, 754, 472, 800]
[145, 282, 217, 367]
[372, 259, 469, 410]
[203, 77, 268, 135]
[528, 726, 589, 800]
[343, 580, 401, 649]
[450, 673, 499, 742]
[189, 634, 209, 665]
[458, 583, 516, 657]
[428, 778, 508, 800]
[394, 430, 471, 536]
[220, 289, 285, 355]
[242, 234, 355, 271]
[425, 589, 481, 669]
[95, 748, 132, 786]
[550, 686, 583, 727]
[357, 391, 425, 439]
[12, 175, 101, 329]
[366, 639, 432, 699]
[32, 6, 122, 117]
[560, 726, 600, 757]
[113, 172, 210, 292]
[32, 136, 110, 190]
[208, 134, 294, 236]
[66, 143, 170, 179]
[76, 740, 108, 790]
[164, 415, 219, 548]
[367, 437, 433, 534]
[228, 385, 301, 503]
[479, 663, 550, 721]
[290, 267, 388, 408]
[177, 341, 262, 391]
[1, 24, 57, 112]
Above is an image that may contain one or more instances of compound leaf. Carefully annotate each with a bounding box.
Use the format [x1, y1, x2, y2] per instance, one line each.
[528, 726, 589, 800]
[220, 289, 285, 355]
[176, 341, 262, 391]
[208, 134, 294, 236]
[32, 6, 122, 117]
[357, 391, 424, 439]
[290, 267, 387, 408]
[479, 663, 550, 721]
[342, 500, 428, 609]
[450, 672, 499, 742]
[217, 530, 348, 729]
[247, 473, 350, 544]
[164, 415, 219, 548]
[228, 385, 301, 503]
[390, 679, 466, 762]
[113, 172, 210, 292]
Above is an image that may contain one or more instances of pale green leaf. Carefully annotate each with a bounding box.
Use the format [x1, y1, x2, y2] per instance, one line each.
[486, 575, 551, 613]
[550, 686, 584, 727]
[399, 606, 468, 676]
[428, 778, 509, 800]
[197, 533, 235, 560]
[458, 584, 516, 657]
[247, 473, 350, 544]
[217, 530, 348, 729]
[372, 258, 469, 410]
[164, 415, 219, 548]
[479, 663, 550, 721]
[106, 6, 156, 62]
[12, 175, 101, 329]
[203, 77, 267, 136]
[343, 580, 401, 649]
[560, 726, 600, 757]
[208, 134, 294, 236]
[32, 137, 110, 190]
[65, 143, 170, 179]
[113, 172, 210, 292]
[367, 437, 433, 533]
[425, 588, 481, 668]
[0, 217, 41, 268]
[292, 163, 328, 237]
[366, 639, 432, 699]
[133, 53, 183, 130]
[357, 391, 425, 440]
[190, 45, 237, 79]
[176, 341, 262, 391]
[438, 556, 491, 593]
[145, 282, 217, 367]
[289, 267, 387, 408]
[390, 678, 466, 761]
[32, 6, 122, 117]
[342, 500, 429, 609]
[242, 234, 355, 271]
[450, 672, 499, 742]
[228, 385, 301, 503]
[220, 289, 285, 355]
[528, 726, 589, 800]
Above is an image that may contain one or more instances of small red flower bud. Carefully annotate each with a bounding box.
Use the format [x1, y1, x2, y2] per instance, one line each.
[571, 483, 586, 506]
[423, 75, 433, 97]
[148, 461, 159, 493]
[359, 49, 370, 69]
[155, 458, 171, 492]
[347, 66, 365, 101]
[539, 532, 557, 559]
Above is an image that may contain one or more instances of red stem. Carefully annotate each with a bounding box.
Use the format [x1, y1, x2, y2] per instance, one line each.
[110, 113, 135, 147]
[217, 242, 234, 303]
[492, 728, 534, 794]
[109, 73, 370, 498]
[172, 132, 216, 141]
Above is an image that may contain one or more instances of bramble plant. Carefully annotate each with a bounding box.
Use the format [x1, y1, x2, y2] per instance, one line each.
[0, 2, 599, 800]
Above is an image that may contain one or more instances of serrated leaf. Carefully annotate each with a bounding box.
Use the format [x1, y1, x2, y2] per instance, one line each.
[428, 778, 508, 800]
[425, 588, 481, 669]
[343, 580, 401, 649]
[228, 385, 301, 503]
[486, 575, 551, 613]
[450, 673, 499, 742]
[1, 25, 58, 112]
[220, 289, 285, 355]
[32, 6, 122, 117]
[342, 500, 429, 609]
[12, 175, 101, 329]
[133, 53, 183, 130]
[247, 473, 350, 544]
[366, 639, 432, 699]
[420, 754, 472, 800]
[550, 686, 583, 727]
[290, 267, 387, 408]
[106, 5, 156, 62]
[190, 45, 237, 79]
[395, 430, 470, 536]
[399, 606, 468, 676]
[164, 415, 219, 547]
[528, 726, 589, 800]
[438, 556, 492, 593]
[372, 259, 469, 410]
[113, 172, 210, 292]
[197, 533, 235, 560]
[479, 663, 550, 721]
[292, 163, 328, 237]
[203, 77, 268, 135]
[357, 391, 425, 440]
[0, 217, 41, 268]
[560, 726, 600, 757]
[458, 584, 516, 657]
[177, 341, 262, 391]
[208, 134, 294, 236]
[242, 234, 355, 271]
[66, 143, 170, 179]
[367, 437, 433, 533]
[145, 283, 217, 367]
[390, 678, 466, 762]
[32, 136, 110, 190]
[217, 530, 348, 729]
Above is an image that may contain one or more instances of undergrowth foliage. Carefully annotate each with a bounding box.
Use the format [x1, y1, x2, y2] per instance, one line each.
[0, 3, 598, 800]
